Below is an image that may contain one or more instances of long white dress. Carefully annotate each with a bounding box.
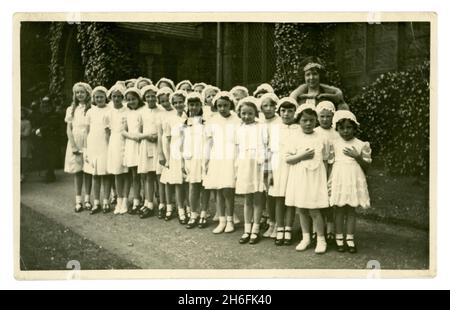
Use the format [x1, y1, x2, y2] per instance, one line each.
[235, 122, 267, 194]
[123, 107, 143, 168]
[315, 126, 340, 143]
[84, 105, 111, 175]
[268, 122, 302, 197]
[107, 106, 128, 175]
[285, 131, 330, 209]
[162, 112, 188, 185]
[64, 104, 89, 173]
[183, 116, 207, 184]
[137, 106, 163, 174]
[328, 137, 371, 209]
[203, 113, 241, 189]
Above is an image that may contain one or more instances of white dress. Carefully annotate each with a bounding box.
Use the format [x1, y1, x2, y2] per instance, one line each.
[161, 113, 188, 185]
[158, 109, 177, 181]
[235, 122, 267, 194]
[107, 106, 128, 175]
[183, 116, 207, 184]
[138, 106, 163, 174]
[268, 122, 302, 197]
[203, 113, 241, 189]
[328, 137, 371, 209]
[202, 105, 216, 122]
[315, 126, 340, 142]
[64, 104, 89, 173]
[84, 105, 111, 175]
[262, 115, 281, 175]
[123, 107, 143, 168]
[285, 131, 330, 209]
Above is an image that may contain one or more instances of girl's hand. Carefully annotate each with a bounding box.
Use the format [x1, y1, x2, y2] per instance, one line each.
[343, 146, 360, 159]
[149, 134, 158, 143]
[299, 148, 315, 161]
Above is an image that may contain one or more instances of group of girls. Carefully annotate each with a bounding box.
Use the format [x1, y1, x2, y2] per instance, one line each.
[64, 61, 371, 254]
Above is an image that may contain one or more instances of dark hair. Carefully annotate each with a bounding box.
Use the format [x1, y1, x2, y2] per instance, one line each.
[238, 101, 258, 116]
[126, 91, 144, 110]
[186, 97, 203, 117]
[277, 101, 296, 114]
[296, 108, 317, 124]
[301, 56, 326, 81]
[254, 89, 269, 97]
[335, 118, 358, 131]
[213, 96, 235, 111]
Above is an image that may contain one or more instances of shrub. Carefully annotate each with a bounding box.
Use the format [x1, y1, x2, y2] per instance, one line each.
[350, 61, 430, 177]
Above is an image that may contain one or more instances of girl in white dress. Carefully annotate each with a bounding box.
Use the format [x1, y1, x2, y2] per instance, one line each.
[267, 97, 301, 246]
[137, 85, 164, 218]
[235, 97, 268, 245]
[201, 85, 220, 122]
[122, 87, 145, 214]
[204, 91, 240, 234]
[183, 92, 208, 229]
[84, 86, 112, 214]
[285, 103, 330, 254]
[164, 90, 189, 224]
[106, 84, 129, 215]
[156, 87, 176, 220]
[314, 100, 340, 244]
[64, 82, 93, 212]
[329, 110, 371, 254]
[230, 86, 249, 106]
[259, 93, 280, 238]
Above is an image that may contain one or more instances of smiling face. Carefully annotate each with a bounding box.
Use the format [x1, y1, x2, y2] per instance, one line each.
[188, 100, 202, 117]
[304, 68, 320, 88]
[111, 91, 124, 109]
[126, 93, 140, 110]
[94, 91, 107, 107]
[172, 95, 186, 113]
[337, 119, 356, 141]
[144, 90, 157, 109]
[318, 109, 334, 129]
[74, 86, 88, 104]
[261, 98, 277, 119]
[216, 98, 231, 117]
[158, 94, 171, 110]
[279, 105, 296, 125]
[240, 104, 257, 125]
[299, 111, 317, 134]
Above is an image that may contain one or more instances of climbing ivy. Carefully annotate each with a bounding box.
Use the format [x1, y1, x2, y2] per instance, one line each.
[48, 22, 65, 107]
[270, 23, 343, 98]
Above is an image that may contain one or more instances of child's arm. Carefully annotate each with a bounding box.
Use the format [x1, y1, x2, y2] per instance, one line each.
[157, 121, 166, 166]
[317, 84, 344, 103]
[343, 145, 371, 170]
[289, 84, 309, 100]
[286, 148, 315, 165]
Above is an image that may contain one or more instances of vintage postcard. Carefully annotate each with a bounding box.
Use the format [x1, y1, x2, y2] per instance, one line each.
[13, 12, 436, 280]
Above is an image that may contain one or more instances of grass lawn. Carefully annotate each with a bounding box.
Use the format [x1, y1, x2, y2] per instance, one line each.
[360, 166, 429, 230]
[20, 204, 139, 270]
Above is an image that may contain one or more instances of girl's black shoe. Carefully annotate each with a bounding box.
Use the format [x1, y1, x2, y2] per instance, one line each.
[197, 217, 207, 228]
[249, 233, 261, 245]
[346, 239, 357, 254]
[90, 204, 101, 215]
[336, 238, 345, 252]
[283, 229, 292, 246]
[274, 228, 284, 246]
[74, 203, 83, 213]
[239, 233, 251, 244]
[186, 217, 198, 229]
[139, 207, 154, 219]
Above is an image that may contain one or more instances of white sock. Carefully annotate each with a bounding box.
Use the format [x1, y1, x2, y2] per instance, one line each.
[302, 233, 311, 243]
[94, 199, 100, 206]
[346, 234, 355, 246]
[84, 195, 90, 202]
[133, 198, 140, 206]
[158, 203, 165, 210]
[200, 210, 207, 218]
[148, 202, 154, 210]
[227, 215, 233, 223]
[144, 199, 149, 207]
[191, 211, 198, 219]
[75, 195, 82, 203]
[166, 204, 173, 212]
[123, 197, 128, 207]
[117, 197, 123, 207]
[317, 235, 326, 243]
[103, 198, 109, 205]
[336, 233, 344, 245]
[252, 223, 260, 234]
[244, 223, 252, 234]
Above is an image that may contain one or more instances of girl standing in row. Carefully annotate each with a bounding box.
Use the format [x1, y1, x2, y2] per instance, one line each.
[64, 82, 93, 212]
[106, 84, 129, 215]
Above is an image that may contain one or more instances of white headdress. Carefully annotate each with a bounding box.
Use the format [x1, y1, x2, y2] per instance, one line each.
[140, 85, 159, 99]
[175, 80, 193, 91]
[253, 83, 274, 96]
[156, 87, 174, 98]
[156, 78, 175, 91]
[315, 100, 336, 114]
[332, 110, 360, 127]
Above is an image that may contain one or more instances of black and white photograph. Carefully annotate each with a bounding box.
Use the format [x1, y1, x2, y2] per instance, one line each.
[14, 12, 435, 279]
